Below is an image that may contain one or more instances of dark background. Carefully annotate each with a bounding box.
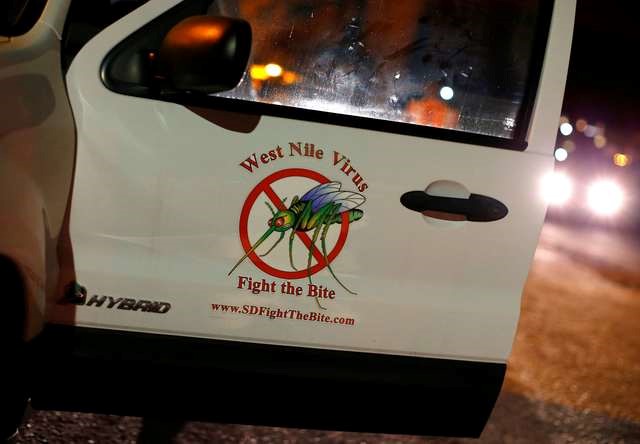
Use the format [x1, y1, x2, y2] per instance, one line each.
[564, 0, 640, 150]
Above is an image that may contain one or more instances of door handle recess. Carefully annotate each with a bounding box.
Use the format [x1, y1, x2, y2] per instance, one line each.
[400, 191, 508, 222]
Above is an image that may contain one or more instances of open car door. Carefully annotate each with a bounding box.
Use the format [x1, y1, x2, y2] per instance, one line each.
[40, 0, 575, 437]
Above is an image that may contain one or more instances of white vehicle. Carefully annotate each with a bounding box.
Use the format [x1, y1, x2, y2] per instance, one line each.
[1, 0, 575, 439]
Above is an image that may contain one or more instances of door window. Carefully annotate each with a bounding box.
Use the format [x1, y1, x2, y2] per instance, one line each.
[210, 0, 546, 140]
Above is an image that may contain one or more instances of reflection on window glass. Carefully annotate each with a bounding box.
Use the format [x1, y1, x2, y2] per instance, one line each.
[210, 0, 542, 139]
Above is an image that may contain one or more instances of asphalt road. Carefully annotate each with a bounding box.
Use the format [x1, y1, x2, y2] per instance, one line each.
[14, 223, 640, 443]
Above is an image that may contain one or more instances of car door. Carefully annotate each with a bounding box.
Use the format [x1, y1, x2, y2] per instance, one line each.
[46, 0, 575, 437]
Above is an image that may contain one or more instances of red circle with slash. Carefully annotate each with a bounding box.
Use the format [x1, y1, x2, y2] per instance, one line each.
[238, 168, 350, 279]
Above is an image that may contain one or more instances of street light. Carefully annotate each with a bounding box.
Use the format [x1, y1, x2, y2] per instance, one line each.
[560, 122, 573, 136]
[554, 147, 568, 162]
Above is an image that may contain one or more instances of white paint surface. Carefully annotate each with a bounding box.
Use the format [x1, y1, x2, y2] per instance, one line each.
[49, 0, 574, 363]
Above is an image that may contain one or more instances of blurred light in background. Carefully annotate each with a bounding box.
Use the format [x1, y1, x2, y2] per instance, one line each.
[282, 71, 298, 84]
[594, 134, 607, 148]
[554, 147, 569, 162]
[576, 118, 588, 132]
[541, 172, 573, 206]
[265, 63, 283, 77]
[250, 63, 285, 80]
[613, 153, 630, 167]
[560, 122, 573, 136]
[562, 140, 576, 152]
[249, 64, 269, 80]
[587, 180, 624, 216]
[584, 125, 598, 138]
[439, 86, 454, 101]
[559, 116, 569, 125]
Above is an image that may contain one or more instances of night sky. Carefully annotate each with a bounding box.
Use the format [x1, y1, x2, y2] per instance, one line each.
[562, 0, 640, 148]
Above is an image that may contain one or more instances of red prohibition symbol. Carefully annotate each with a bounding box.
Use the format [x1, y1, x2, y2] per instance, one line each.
[238, 168, 350, 280]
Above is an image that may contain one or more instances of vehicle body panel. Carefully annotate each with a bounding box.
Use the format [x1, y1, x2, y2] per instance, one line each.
[48, 0, 573, 363]
[0, 0, 74, 339]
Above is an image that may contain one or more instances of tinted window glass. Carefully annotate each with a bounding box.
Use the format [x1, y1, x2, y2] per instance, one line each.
[1, 0, 47, 37]
[210, 0, 543, 139]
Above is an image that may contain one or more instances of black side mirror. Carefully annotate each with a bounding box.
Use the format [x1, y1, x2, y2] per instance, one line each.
[157, 15, 252, 94]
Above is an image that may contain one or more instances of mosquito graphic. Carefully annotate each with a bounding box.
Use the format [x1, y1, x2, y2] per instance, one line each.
[228, 182, 365, 300]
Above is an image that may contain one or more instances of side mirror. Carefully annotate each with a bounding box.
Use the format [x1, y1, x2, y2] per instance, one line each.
[157, 15, 252, 94]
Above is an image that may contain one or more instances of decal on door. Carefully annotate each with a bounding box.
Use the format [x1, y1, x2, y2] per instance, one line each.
[60, 283, 172, 314]
[229, 143, 368, 309]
